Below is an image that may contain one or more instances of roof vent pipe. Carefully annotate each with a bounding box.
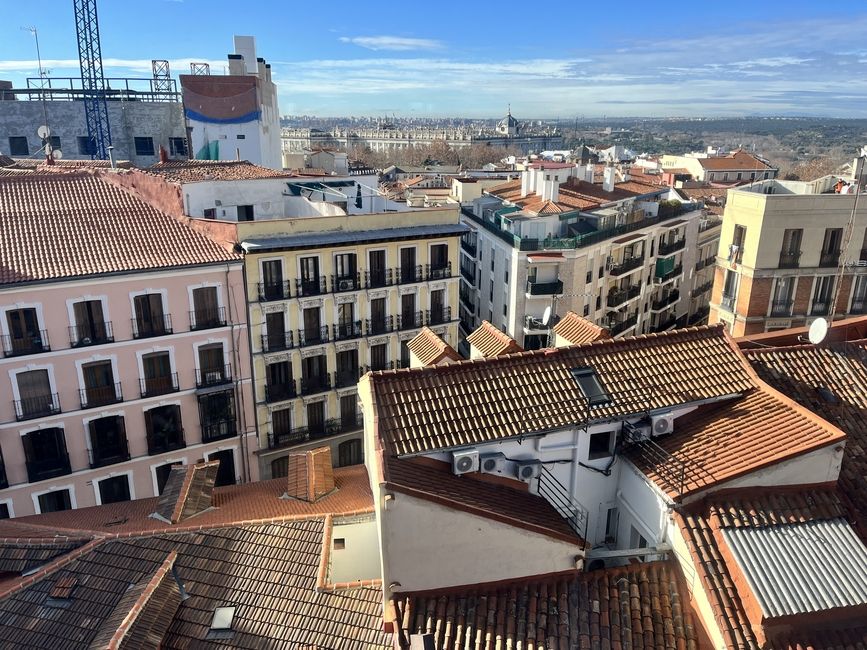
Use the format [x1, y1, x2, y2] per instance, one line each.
[108, 145, 116, 169]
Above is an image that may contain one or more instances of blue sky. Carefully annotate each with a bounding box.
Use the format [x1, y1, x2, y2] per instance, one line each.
[0, 1, 866, 118]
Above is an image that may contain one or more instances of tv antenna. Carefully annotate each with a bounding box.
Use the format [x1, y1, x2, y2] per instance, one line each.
[22, 26, 52, 155]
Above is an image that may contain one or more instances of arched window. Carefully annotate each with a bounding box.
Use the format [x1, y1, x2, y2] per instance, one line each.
[337, 439, 363, 467]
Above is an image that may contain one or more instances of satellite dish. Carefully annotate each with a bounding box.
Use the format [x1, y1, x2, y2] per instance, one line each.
[37, 125, 50, 139]
[808, 317, 828, 345]
[51, 149, 62, 160]
[542, 305, 552, 326]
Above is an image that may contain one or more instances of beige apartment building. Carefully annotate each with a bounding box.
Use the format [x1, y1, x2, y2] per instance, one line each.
[710, 177, 867, 336]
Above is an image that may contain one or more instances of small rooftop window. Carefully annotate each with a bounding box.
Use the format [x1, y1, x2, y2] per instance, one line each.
[211, 606, 236, 631]
[570, 367, 611, 407]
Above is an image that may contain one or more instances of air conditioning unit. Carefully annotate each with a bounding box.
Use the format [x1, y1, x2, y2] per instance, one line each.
[479, 452, 506, 475]
[514, 460, 542, 483]
[452, 449, 479, 475]
[338, 279, 354, 291]
[651, 412, 675, 437]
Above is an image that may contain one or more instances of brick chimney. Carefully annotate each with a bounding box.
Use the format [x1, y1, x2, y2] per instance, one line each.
[285, 447, 335, 502]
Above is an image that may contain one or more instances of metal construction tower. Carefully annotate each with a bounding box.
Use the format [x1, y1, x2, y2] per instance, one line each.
[73, 0, 112, 159]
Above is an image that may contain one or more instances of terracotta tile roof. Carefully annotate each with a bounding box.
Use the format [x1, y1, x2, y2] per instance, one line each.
[697, 150, 773, 171]
[676, 488, 864, 650]
[285, 447, 336, 502]
[407, 327, 462, 366]
[5, 464, 373, 536]
[396, 561, 698, 650]
[553, 310, 611, 345]
[147, 159, 292, 183]
[466, 320, 523, 358]
[0, 519, 390, 649]
[0, 534, 90, 575]
[742, 342, 867, 524]
[366, 325, 754, 456]
[5, 157, 132, 170]
[383, 456, 581, 544]
[631, 387, 846, 498]
[153, 461, 219, 524]
[0, 172, 238, 285]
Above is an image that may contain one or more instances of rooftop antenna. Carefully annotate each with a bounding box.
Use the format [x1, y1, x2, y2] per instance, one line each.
[22, 26, 52, 157]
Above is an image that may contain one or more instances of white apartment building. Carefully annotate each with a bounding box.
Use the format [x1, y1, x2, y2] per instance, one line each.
[458, 163, 721, 352]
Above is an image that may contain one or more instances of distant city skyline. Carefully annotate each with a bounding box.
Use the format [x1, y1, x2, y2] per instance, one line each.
[1, 1, 865, 118]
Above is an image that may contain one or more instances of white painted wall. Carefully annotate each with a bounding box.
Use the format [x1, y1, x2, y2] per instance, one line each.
[330, 518, 382, 584]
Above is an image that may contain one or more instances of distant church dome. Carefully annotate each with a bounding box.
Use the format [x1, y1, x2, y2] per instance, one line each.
[496, 106, 520, 136]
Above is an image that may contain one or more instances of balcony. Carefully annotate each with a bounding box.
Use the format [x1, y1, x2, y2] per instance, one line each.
[297, 326, 329, 347]
[397, 311, 424, 330]
[770, 300, 794, 317]
[2, 330, 50, 357]
[608, 255, 644, 277]
[459, 316, 474, 334]
[364, 269, 393, 288]
[426, 306, 452, 326]
[201, 417, 238, 443]
[269, 426, 310, 450]
[332, 273, 361, 293]
[654, 263, 683, 285]
[335, 366, 363, 388]
[852, 299, 867, 315]
[268, 414, 364, 450]
[606, 285, 641, 309]
[658, 238, 686, 256]
[811, 301, 831, 316]
[819, 250, 841, 268]
[427, 263, 452, 281]
[526, 279, 563, 296]
[89, 437, 131, 469]
[261, 331, 294, 352]
[720, 293, 736, 312]
[460, 264, 475, 284]
[365, 316, 394, 336]
[190, 307, 227, 331]
[258, 281, 291, 302]
[778, 251, 801, 269]
[14, 393, 61, 421]
[650, 315, 677, 333]
[69, 322, 113, 347]
[79, 382, 123, 409]
[300, 373, 332, 396]
[691, 281, 713, 298]
[332, 321, 362, 341]
[131, 314, 172, 339]
[651, 290, 680, 312]
[688, 306, 710, 325]
[608, 314, 638, 336]
[695, 258, 708, 272]
[397, 265, 423, 284]
[461, 238, 477, 256]
[295, 276, 327, 297]
[140, 373, 180, 398]
[326, 414, 364, 435]
[146, 429, 186, 456]
[196, 364, 232, 389]
[459, 285, 475, 309]
[365, 362, 395, 373]
[265, 380, 297, 403]
[26, 451, 71, 483]
[699, 216, 723, 233]
[524, 315, 548, 332]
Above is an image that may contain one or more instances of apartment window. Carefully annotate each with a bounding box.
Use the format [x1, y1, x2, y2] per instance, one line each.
[368, 250, 387, 287]
[203, 208, 216, 220]
[37, 489, 72, 513]
[307, 401, 326, 434]
[588, 431, 614, 460]
[596, 295, 601, 311]
[169, 137, 187, 156]
[338, 439, 363, 467]
[23, 428, 70, 483]
[264, 311, 286, 351]
[5, 307, 46, 355]
[630, 525, 649, 550]
[505, 269, 509, 284]
[8, 136, 28, 156]
[81, 360, 119, 408]
[77, 136, 97, 155]
[430, 289, 446, 324]
[198, 343, 226, 385]
[0, 504, 8, 519]
[852, 276, 867, 314]
[192, 286, 222, 329]
[265, 360, 293, 402]
[154, 461, 182, 495]
[722, 270, 738, 311]
[237, 205, 254, 222]
[302, 307, 323, 345]
[812, 276, 835, 316]
[46, 135, 61, 151]
[133, 293, 169, 338]
[141, 351, 175, 396]
[271, 407, 293, 446]
[236, 134, 246, 140]
[72, 299, 110, 346]
[208, 449, 236, 487]
[583, 304, 590, 317]
[299, 256, 321, 295]
[605, 507, 619, 543]
[730, 225, 746, 263]
[820, 228, 843, 266]
[301, 354, 328, 394]
[400, 341, 411, 368]
[340, 394, 359, 428]
[400, 247, 417, 281]
[134, 137, 155, 156]
[586, 271, 592, 284]
[770, 277, 795, 316]
[334, 253, 357, 279]
[98, 475, 131, 504]
[336, 349, 359, 387]
[370, 343, 388, 371]
[261, 260, 285, 300]
[88, 416, 129, 468]
[15, 369, 57, 420]
[198, 390, 236, 442]
[144, 405, 184, 455]
[369, 297, 387, 334]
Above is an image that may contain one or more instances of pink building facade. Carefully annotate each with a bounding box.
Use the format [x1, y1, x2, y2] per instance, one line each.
[0, 173, 256, 517]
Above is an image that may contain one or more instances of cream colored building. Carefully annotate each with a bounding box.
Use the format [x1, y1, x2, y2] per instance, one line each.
[241, 208, 465, 477]
[660, 149, 777, 182]
[710, 177, 867, 336]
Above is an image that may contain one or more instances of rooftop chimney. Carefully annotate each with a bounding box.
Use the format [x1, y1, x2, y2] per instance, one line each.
[585, 165, 594, 183]
[285, 447, 335, 502]
[603, 165, 616, 193]
[158, 144, 169, 164]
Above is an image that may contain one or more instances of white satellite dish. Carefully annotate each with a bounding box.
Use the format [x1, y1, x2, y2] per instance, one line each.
[542, 305, 552, 326]
[52, 149, 62, 160]
[808, 317, 828, 345]
[37, 125, 50, 139]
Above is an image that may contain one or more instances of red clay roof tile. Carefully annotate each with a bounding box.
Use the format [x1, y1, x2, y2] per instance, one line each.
[407, 327, 462, 366]
[553, 311, 611, 345]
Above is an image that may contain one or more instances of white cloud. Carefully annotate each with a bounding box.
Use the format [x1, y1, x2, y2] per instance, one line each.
[337, 36, 443, 51]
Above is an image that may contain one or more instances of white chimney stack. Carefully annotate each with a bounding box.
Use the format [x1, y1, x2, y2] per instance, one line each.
[521, 170, 530, 197]
[603, 166, 616, 193]
[585, 165, 594, 183]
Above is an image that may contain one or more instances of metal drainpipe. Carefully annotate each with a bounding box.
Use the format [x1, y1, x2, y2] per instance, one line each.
[225, 261, 252, 483]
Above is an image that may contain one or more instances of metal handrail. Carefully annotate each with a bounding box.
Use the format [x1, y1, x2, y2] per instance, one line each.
[537, 466, 589, 542]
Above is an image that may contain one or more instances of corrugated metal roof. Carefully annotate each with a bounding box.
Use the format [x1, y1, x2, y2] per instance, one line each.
[722, 518, 867, 618]
[241, 222, 469, 252]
